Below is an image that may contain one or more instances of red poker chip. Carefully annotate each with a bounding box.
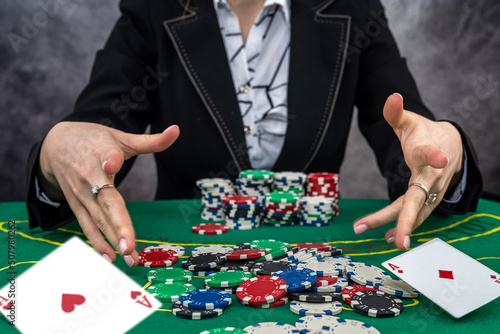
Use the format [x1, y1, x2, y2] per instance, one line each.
[313, 276, 338, 286]
[247, 295, 289, 309]
[264, 206, 301, 215]
[192, 223, 229, 235]
[226, 249, 267, 260]
[236, 276, 287, 305]
[307, 172, 340, 183]
[222, 195, 257, 205]
[265, 202, 300, 210]
[342, 285, 378, 305]
[296, 243, 333, 252]
[138, 248, 178, 267]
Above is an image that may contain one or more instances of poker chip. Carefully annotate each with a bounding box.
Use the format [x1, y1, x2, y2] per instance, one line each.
[240, 170, 275, 180]
[321, 318, 381, 334]
[146, 282, 196, 302]
[295, 315, 340, 334]
[192, 223, 229, 235]
[138, 248, 178, 268]
[326, 255, 353, 267]
[250, 239, 290, 252]
[345, 263, 390, 285]
[248, 295, 290, 309]
[313, 276, 338, 286]
[147, 267, 193, 283]
[219, 259, 254, 272]
[197, 178, 234, 222]
[144, 244, 185, 256]
[200, 328, 246, 334]
[253, 248, 288, 262]
[289, 290, 341, 303]
[289, 300, 343, 316]
[236, 276, 287, 305]
[296, 243, 332, 252]
[226, 249, 267, 260]
[310, 277, 348, 292]
[374, 277, 420, 298]
[297, 260, 343, 277]
[265, 191, 299, 204]
[205, 270, 253, 287]
[350, 290, 404, 318]
[341, 285, 379, 305]
[180, 289, 232, 310]
[272, 267, 317, 292]
[233, 243, 252, 250]
[222, 194, 258, 205]
[182, 253, 227, 271]
[243, 322, 299, 333]
[192, 246, 234, 256]
[171, 301, 223, 320]
[196, 178, 233, 189]
[252, 261, 296, 276]
[205, 284, 239, 294]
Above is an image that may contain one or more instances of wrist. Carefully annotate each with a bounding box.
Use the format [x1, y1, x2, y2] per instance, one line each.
[37, 142, 66, 202]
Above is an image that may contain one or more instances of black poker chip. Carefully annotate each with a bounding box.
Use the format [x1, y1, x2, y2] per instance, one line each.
[218, 259, 255, 272]
[347, 277, 359, 286]
[233, 243, 252, 250]
[325, 247, 342, 257]
[205, 284, 239, 294]
[273, 247, 300, 260]
[288, 290, 341, 303]
[350, 290, 404, 318]
[181, 253, 227, 271]
[171, 301, 223, 319]
[252, 261, 296, 276]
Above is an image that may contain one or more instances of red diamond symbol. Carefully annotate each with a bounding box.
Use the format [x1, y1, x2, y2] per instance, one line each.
[398, 269, 403, 274]
[491, 275, 497, 280]
[439, 270, 454, 280]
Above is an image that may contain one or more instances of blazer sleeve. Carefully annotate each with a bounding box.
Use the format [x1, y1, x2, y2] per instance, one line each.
[354, 0, 482, 214]
[26, 0, 158, 230]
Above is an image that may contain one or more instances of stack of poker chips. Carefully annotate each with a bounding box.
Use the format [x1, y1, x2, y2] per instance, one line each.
[299, 196, 335, 226]
[222, 195, 261, 230]
[305, 173, 340, 216]
[261, 191, 300, 227]
[236, 170, 274, 204]
[196, 178, 235, 221]
[273, 171, 306, 197]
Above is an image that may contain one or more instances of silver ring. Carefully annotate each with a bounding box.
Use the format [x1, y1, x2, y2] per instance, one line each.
[91, 184, 116, 199]
[408, 183, 437, 206]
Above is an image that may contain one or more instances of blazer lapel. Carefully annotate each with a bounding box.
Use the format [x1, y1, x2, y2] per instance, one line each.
[273, 0, 351, 172]
[163, 1, 252, 171]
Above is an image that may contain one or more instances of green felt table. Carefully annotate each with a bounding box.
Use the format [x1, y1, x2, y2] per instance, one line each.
[1, 199, 500, 334]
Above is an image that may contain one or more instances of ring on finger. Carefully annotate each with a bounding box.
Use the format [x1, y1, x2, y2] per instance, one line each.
[91, 184, 116, 199]
[408, 182, 437, 206]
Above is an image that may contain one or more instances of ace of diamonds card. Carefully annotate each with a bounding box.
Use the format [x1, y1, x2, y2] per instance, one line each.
[0, 237, 161, 333]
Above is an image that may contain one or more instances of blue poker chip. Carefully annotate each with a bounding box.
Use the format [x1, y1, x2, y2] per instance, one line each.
[180, 289, 232, 310]
[192, 270, 219, 277]
[272, 267, 317, 292]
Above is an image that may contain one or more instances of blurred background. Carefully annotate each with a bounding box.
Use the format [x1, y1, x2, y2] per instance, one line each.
[0, 0, 499, 202]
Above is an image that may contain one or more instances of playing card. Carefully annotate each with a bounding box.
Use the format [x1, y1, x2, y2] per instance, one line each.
[0, 237, 161, 333]
[382, 238, 500, 318]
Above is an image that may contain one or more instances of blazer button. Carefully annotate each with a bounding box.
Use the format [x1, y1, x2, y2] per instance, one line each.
[239, 83, 250, 94]
[244, 125, 253, 135]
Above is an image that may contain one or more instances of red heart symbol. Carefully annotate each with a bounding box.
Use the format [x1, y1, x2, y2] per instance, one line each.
[2, 301, 12, 310]
[131, 291, 142, 300]
[61, 294, 86, 313]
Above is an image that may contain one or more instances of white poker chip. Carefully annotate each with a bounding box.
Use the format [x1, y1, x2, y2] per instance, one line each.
[295, 315, 339, 333]
[196, 178, 233, 188]
[289, 301, 343, 316]
[321, 318, 381, 334]
[192, 246, 234, 256]
[145, 244, 185, 257]
[244, 322, 300, 333]
[322, 255, 353, 267]
[345, 262, 390, 285]
[374, 277, 420, 298]
[297, 260, 343, 277]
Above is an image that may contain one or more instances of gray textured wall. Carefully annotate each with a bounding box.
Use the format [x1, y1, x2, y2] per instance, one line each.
[0, 0, 498, 203]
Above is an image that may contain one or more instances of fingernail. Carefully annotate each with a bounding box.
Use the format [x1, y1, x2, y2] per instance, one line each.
[403, 235, 411, 250]
[394, 93, 403, 102]
[102, 160, 107, 171]
[124, 255, 135, 267]
[354, 224, 368, 234]
[163, 125, 175, 133]
[119, 238, 127, 255]
[102, 254, 112, 263]
[386, 236, 395, 244]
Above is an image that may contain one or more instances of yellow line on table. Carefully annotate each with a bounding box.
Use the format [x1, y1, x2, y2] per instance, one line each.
[476, 257, 500, 261]
[0, 221, 63, 246]
[0, 261, 39, 272]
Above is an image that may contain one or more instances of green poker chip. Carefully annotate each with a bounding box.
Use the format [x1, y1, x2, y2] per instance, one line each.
[200, 327, 247, 334]
[205, 270, 253, 288]
[146, 282, 196, 302]
[147, 267, 193, 284]
[240, 170, 274, 180]
[250, 239, 291, 252]
[265, 191, 299, 204]
[253, 248, 289, 262]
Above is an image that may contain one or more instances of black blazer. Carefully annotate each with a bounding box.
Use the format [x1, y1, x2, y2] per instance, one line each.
[26, 0, 483, 230]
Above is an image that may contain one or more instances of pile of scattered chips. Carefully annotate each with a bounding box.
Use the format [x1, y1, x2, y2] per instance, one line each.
[273, 171, 306, 196]
[222, 195, 261, 230]
[197, 178, 235, 221]
[235, 170, 274, 203]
